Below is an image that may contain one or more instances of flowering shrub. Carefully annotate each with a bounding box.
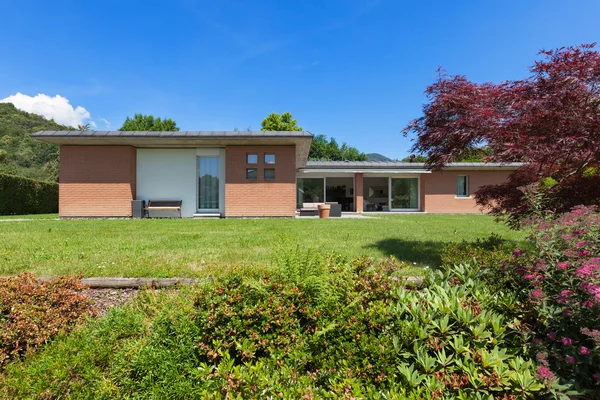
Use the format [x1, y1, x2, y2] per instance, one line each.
[513, 206, 600, 393]
[0, 273, 93, 366]
[449, 207, 600, 395]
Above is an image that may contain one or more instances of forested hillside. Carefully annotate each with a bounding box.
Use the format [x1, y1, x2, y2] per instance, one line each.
[0, 103, 71, 181]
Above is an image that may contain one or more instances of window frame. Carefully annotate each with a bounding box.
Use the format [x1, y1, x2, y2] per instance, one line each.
[456, 175, 469, 198]
[264, 168, 275, 180]
[246, 168, 258, 180]
[264, 154, 276, 164]
[246, 153, 258, 164]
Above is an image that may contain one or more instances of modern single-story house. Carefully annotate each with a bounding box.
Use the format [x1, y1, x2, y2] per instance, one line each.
[31, 130, 520, 218]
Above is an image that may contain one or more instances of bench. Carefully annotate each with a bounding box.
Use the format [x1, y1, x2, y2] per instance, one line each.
[145, 200, 182, 218]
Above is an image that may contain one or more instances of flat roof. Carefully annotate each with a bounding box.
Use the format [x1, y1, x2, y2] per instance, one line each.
[301, 160, 522, 172]
[31, 130, 314, 138]
[31, 130, 314, 167]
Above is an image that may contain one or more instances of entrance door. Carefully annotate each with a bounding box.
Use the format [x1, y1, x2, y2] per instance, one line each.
[198, 156, 220, 212]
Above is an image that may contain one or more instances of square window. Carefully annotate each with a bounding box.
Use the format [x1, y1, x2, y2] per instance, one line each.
[264, 168, 275, 180]
[264, 154, 276, 164]
[246, 168, 257, 180]
[456, 176, 469, 197]
[247, 154, 258, 164]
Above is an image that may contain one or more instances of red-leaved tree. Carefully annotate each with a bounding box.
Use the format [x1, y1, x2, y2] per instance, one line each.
[403, 44, 600, 226]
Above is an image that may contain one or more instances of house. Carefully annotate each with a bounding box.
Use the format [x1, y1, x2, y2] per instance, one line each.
[31, 130, 519, 218]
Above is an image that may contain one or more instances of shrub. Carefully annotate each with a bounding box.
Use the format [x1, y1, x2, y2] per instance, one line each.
[512, 206, 600, 394]
[0, 173, 58, 215]
[445, 207, 600, 396]
[108, 250, 545, 398]
[0, 273, 93, 366]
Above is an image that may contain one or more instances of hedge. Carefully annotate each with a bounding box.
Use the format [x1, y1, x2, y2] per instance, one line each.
[0, 173, 58, 215]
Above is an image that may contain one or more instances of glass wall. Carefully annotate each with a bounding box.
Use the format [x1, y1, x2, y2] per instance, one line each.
[391, 178, 419, 210]
[325, 177, 354, 211]
[363, 177, 389, 211]
[198, 157, 220, 210]
[297, 178, 324, 208]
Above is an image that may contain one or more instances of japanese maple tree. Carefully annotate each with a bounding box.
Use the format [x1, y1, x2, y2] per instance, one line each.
[403, 44, 600, 225]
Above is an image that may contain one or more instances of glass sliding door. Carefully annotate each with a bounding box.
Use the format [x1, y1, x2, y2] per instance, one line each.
[297, 178, 324, 208]
[198, 157, 220, 211]
[363, 177, 389, 211]
[325, 177, 354, 211]
[391, 178, 419, 210]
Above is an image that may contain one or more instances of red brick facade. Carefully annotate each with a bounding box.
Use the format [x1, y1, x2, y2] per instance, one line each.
[225, 145, 296, 217]
[59, 146, 136, 217]
[422, 170, 512, 213]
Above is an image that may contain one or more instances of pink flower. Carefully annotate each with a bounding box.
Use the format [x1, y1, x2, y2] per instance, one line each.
[557, 290, 572, 304]
[579, 346, 591, 355]
[583, 300, 594, 308]
[565, 355, 575, 364]
[536, 366, 555, 382]
[557, 262, 569, 270]
[593, 373, 600, 383]
[576, 241, 586, 247]
[562, 308, 571, 317]
[524, 274, 535, 280]
[579, 249, 591, 257]
[562, 337, 573, 346]
[546, 332, 557, 341]
[530, 289, 546, 300]
[576, 265, 596, 277]
[513, 249, 522, 257]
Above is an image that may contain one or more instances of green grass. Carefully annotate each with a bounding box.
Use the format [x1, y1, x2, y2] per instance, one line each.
[0, 215, 526, 278]
[0, 213, 58, 220]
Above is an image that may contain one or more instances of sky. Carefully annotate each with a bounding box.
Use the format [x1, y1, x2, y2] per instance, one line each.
[1, 0, 599, 160]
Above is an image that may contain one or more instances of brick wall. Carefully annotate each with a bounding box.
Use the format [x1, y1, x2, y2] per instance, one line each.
[59, 146, 136, 217]
[423, 169, 512, 213]
[225, 145, 296, 217]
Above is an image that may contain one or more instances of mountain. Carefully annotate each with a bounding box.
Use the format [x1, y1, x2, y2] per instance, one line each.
[366, 153, 392, 162]
[0, 103, 71, 181]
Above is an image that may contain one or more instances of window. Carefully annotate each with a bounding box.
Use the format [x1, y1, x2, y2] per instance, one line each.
[246, 168, 257, 180]
[247, 154, 258, 164]
[456, 176, 469, 197]
[264, 168, 275, 180]
[296, 178, 324, 208]
[264, 154, 276, 164]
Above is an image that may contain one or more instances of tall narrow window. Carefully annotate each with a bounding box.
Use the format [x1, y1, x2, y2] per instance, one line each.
[198, 157, 219, 210]
[456, 176, 469, 197]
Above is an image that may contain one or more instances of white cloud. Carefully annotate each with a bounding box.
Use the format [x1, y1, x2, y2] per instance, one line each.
[0, 92, 93, 128]
[99, 118, 111, 129]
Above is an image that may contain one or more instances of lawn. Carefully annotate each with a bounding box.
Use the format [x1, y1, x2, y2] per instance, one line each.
[0, 214, 526, 278]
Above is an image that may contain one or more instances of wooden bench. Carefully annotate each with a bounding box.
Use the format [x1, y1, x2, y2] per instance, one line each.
[145, 200, 182, 218]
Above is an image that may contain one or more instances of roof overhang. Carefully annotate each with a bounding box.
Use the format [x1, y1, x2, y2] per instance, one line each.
[31, 131, 314, 167]
[298, 169, 430, 174]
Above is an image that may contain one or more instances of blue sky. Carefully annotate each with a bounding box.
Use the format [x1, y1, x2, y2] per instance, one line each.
[1, 0, 599, 159]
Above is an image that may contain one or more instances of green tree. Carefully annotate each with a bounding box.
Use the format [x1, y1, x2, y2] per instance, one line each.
[119, 113, 179, 131]
[261, 112, 302, 131]
[309, 134, 367, 161]
[260, 112, 366, 161]
[401, 155, 428, 162]
[77, 124, 91, 131]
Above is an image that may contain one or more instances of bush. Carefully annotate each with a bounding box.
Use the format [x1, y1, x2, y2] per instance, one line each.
[0, 173, 58, 215]
[444, 207, 600, 396]
[0, 273, 93, 367]
[513, 206, 600, 394]
[109, 251, 545, 398]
